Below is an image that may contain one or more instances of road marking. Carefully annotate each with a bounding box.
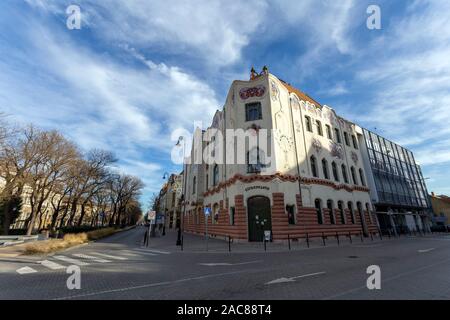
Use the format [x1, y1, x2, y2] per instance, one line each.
[130, 251, 157, 256]
[72, 254, 111, 263]
[137, 248, 171, 255]
[199, 260, 262, 267]
[38, 260, 66, 270]
[266, 271, 326, 285]
[89, 252, 128, 260]
[53, 255, 89, 266]
[55, 269, 257, 300]
[16, 266, 37, 274]
[418, 248, 435, 253]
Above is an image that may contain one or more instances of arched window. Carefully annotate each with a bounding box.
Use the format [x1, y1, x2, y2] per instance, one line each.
[348, 201, 355, 224]
[332, 162, 339, 181]
[305, 116, 312, 132]
[316, 120, 323, 136]
[310, 156, 318, 177]
[357, 202, 364, 226]
[359, 168, 366, 186]
[315, 199, 323, 225]
[342, 164, 349, 184]
[192, 176, 196, 194]
[213, 203, 219, 224]
[350, 166, 358, 185]
[247, 147, 265, 173]
[327, 199, 335, 224]
[322, 159, 329, 180]
[338, 201, 346, 224]
[366, 203, 372, 224]
[213, 164, 219, 186]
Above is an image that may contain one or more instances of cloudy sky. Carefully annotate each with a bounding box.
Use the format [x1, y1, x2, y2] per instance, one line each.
[1, 0, 449, 206]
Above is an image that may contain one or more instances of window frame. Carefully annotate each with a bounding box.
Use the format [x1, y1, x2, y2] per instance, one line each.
[245, 102, 262, 122]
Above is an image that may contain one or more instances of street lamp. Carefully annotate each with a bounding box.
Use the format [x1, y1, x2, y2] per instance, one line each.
[175, 136, 186, 246]
[161, 172, 170, 236]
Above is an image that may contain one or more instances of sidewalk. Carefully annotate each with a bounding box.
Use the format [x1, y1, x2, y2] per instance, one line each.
[140, 228, 390, 253]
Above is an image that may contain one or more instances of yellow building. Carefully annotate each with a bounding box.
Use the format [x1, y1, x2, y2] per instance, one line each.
[430, 192, 450, 226]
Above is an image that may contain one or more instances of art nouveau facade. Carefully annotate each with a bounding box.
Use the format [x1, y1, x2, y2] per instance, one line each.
[181, 70, 379, 241]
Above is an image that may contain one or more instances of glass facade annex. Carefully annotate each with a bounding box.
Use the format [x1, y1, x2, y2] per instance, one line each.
[362, 129, 430, 209]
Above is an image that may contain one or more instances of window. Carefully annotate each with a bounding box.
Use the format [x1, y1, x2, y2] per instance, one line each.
[245, 102, 262, 121]
[365, 203, 372, 224]
[322, 159, 329, 180]
[334, 128, 341, 143]
[315, 199, 323, 224]
[192, 176, 196, 194]
[348, 202, 356, 224]
[213, 203, 219, 224]
[359, 168, 366, 186]
[305, 116, 312, 132]
[351, 166, 358, 185]
[286, 205, 296, 225]
[342, 164, 349, 183]
[316, 120, 323, 136]
[338, 201, 346, 224]
[247, 148, 265, 173]
[230, 207, 235, 226]
[352, 135, 358, 149]
[344, 132, 350, 146]
[332, 162, 339, 181]
[310, 156, 318, 177]
[327, 200, 335, 224]
[326, 124, 332, 139]
[213, 164, 219, 186]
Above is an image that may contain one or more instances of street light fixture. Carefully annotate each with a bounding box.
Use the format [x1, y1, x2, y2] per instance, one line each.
[175, 136, 186, 246]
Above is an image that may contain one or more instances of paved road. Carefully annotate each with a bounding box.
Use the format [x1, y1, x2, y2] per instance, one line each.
[1, 226, 449, 300]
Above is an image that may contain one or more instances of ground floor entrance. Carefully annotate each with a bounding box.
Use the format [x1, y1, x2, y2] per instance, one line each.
[247, 196, 272, 242]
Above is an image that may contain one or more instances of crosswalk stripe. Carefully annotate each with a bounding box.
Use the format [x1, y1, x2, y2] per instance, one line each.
[89, 252, 128, 261]
[53, 255, 89, 266]
[137, 248, 171, 255]
[72, 254, 111, 263]
[129, 250, 157, 256]
[16, 266, 37, 274]
[119, 251, 143, 257]
[38, 260, 66, 270]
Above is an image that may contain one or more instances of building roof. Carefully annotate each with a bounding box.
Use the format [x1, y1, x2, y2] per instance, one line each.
[280, 81, 322, 107]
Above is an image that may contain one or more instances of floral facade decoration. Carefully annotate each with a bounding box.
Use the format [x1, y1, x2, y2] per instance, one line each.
[351, 151, 359, 165]
[270, 80, 280, 101]
[239, 85, 266, 100]
[330, 142, 344, 160]
[291, 95, 300, 110]
[312, 138, 322, 154]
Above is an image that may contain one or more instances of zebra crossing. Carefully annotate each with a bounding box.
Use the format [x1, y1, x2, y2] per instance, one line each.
[15, 248, 171, 275]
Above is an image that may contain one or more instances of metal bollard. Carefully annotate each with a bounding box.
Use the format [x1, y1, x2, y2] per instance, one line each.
[336, 232, 340, 246]
[370, 232, 374, 241]
[322, 232, 326, 246]
[264, 238, 267, 251]
[360, 233, 364, 242]
[181, 235, 184, 251]
[306, 233, 310, 248]
[288, 234, 291, 251]
[228, 236, 231, 252]
[349, 231, 352, 244]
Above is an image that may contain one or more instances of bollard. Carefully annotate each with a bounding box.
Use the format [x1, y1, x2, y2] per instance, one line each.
[306, 233, 310, 248]
[181, 235, 184, 251]
[322, 232, 326, 246]
[370, 232, 374, 241]
[360, 233, 364, 242]
[379, 231, 383, 241]
[288, 234, 291, 251]
[228, 236, 231, 252]
[349, 231, 352, 244]
[264, 238, 267, 251]
[336, 232, 340, 246]
[388, 230, 391, 239]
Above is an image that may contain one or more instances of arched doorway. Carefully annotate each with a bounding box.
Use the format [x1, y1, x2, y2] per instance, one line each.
[247, 196, 272, 242]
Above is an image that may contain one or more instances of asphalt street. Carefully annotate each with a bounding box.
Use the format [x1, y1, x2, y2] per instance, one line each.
[1, 226, 449, 300]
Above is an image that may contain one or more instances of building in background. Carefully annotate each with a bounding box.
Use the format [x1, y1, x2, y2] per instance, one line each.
[359, 129, 432, 235]
[430, 192, 450, 227]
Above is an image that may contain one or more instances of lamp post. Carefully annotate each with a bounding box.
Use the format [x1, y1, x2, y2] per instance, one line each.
[176, 136, 186, 246]
[162, 172, 170, 236]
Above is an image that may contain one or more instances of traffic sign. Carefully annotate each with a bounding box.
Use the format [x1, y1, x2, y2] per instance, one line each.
[148, 211, 156, 220]
[204, 207, 211, 216]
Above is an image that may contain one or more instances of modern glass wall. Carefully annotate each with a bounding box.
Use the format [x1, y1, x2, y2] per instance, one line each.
[362, 129, 430, 209]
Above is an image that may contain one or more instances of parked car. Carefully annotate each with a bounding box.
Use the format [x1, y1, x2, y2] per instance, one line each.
[430, 225, 448, 232]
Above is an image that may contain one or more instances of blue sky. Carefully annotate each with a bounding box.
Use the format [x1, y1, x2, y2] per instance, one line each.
[1, 0, 449, 207]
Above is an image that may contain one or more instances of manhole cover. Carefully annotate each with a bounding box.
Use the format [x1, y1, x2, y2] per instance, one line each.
[347, 255, 359, 258]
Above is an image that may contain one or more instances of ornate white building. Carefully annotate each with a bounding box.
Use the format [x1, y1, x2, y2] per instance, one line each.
[182, 70, 379, 242]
